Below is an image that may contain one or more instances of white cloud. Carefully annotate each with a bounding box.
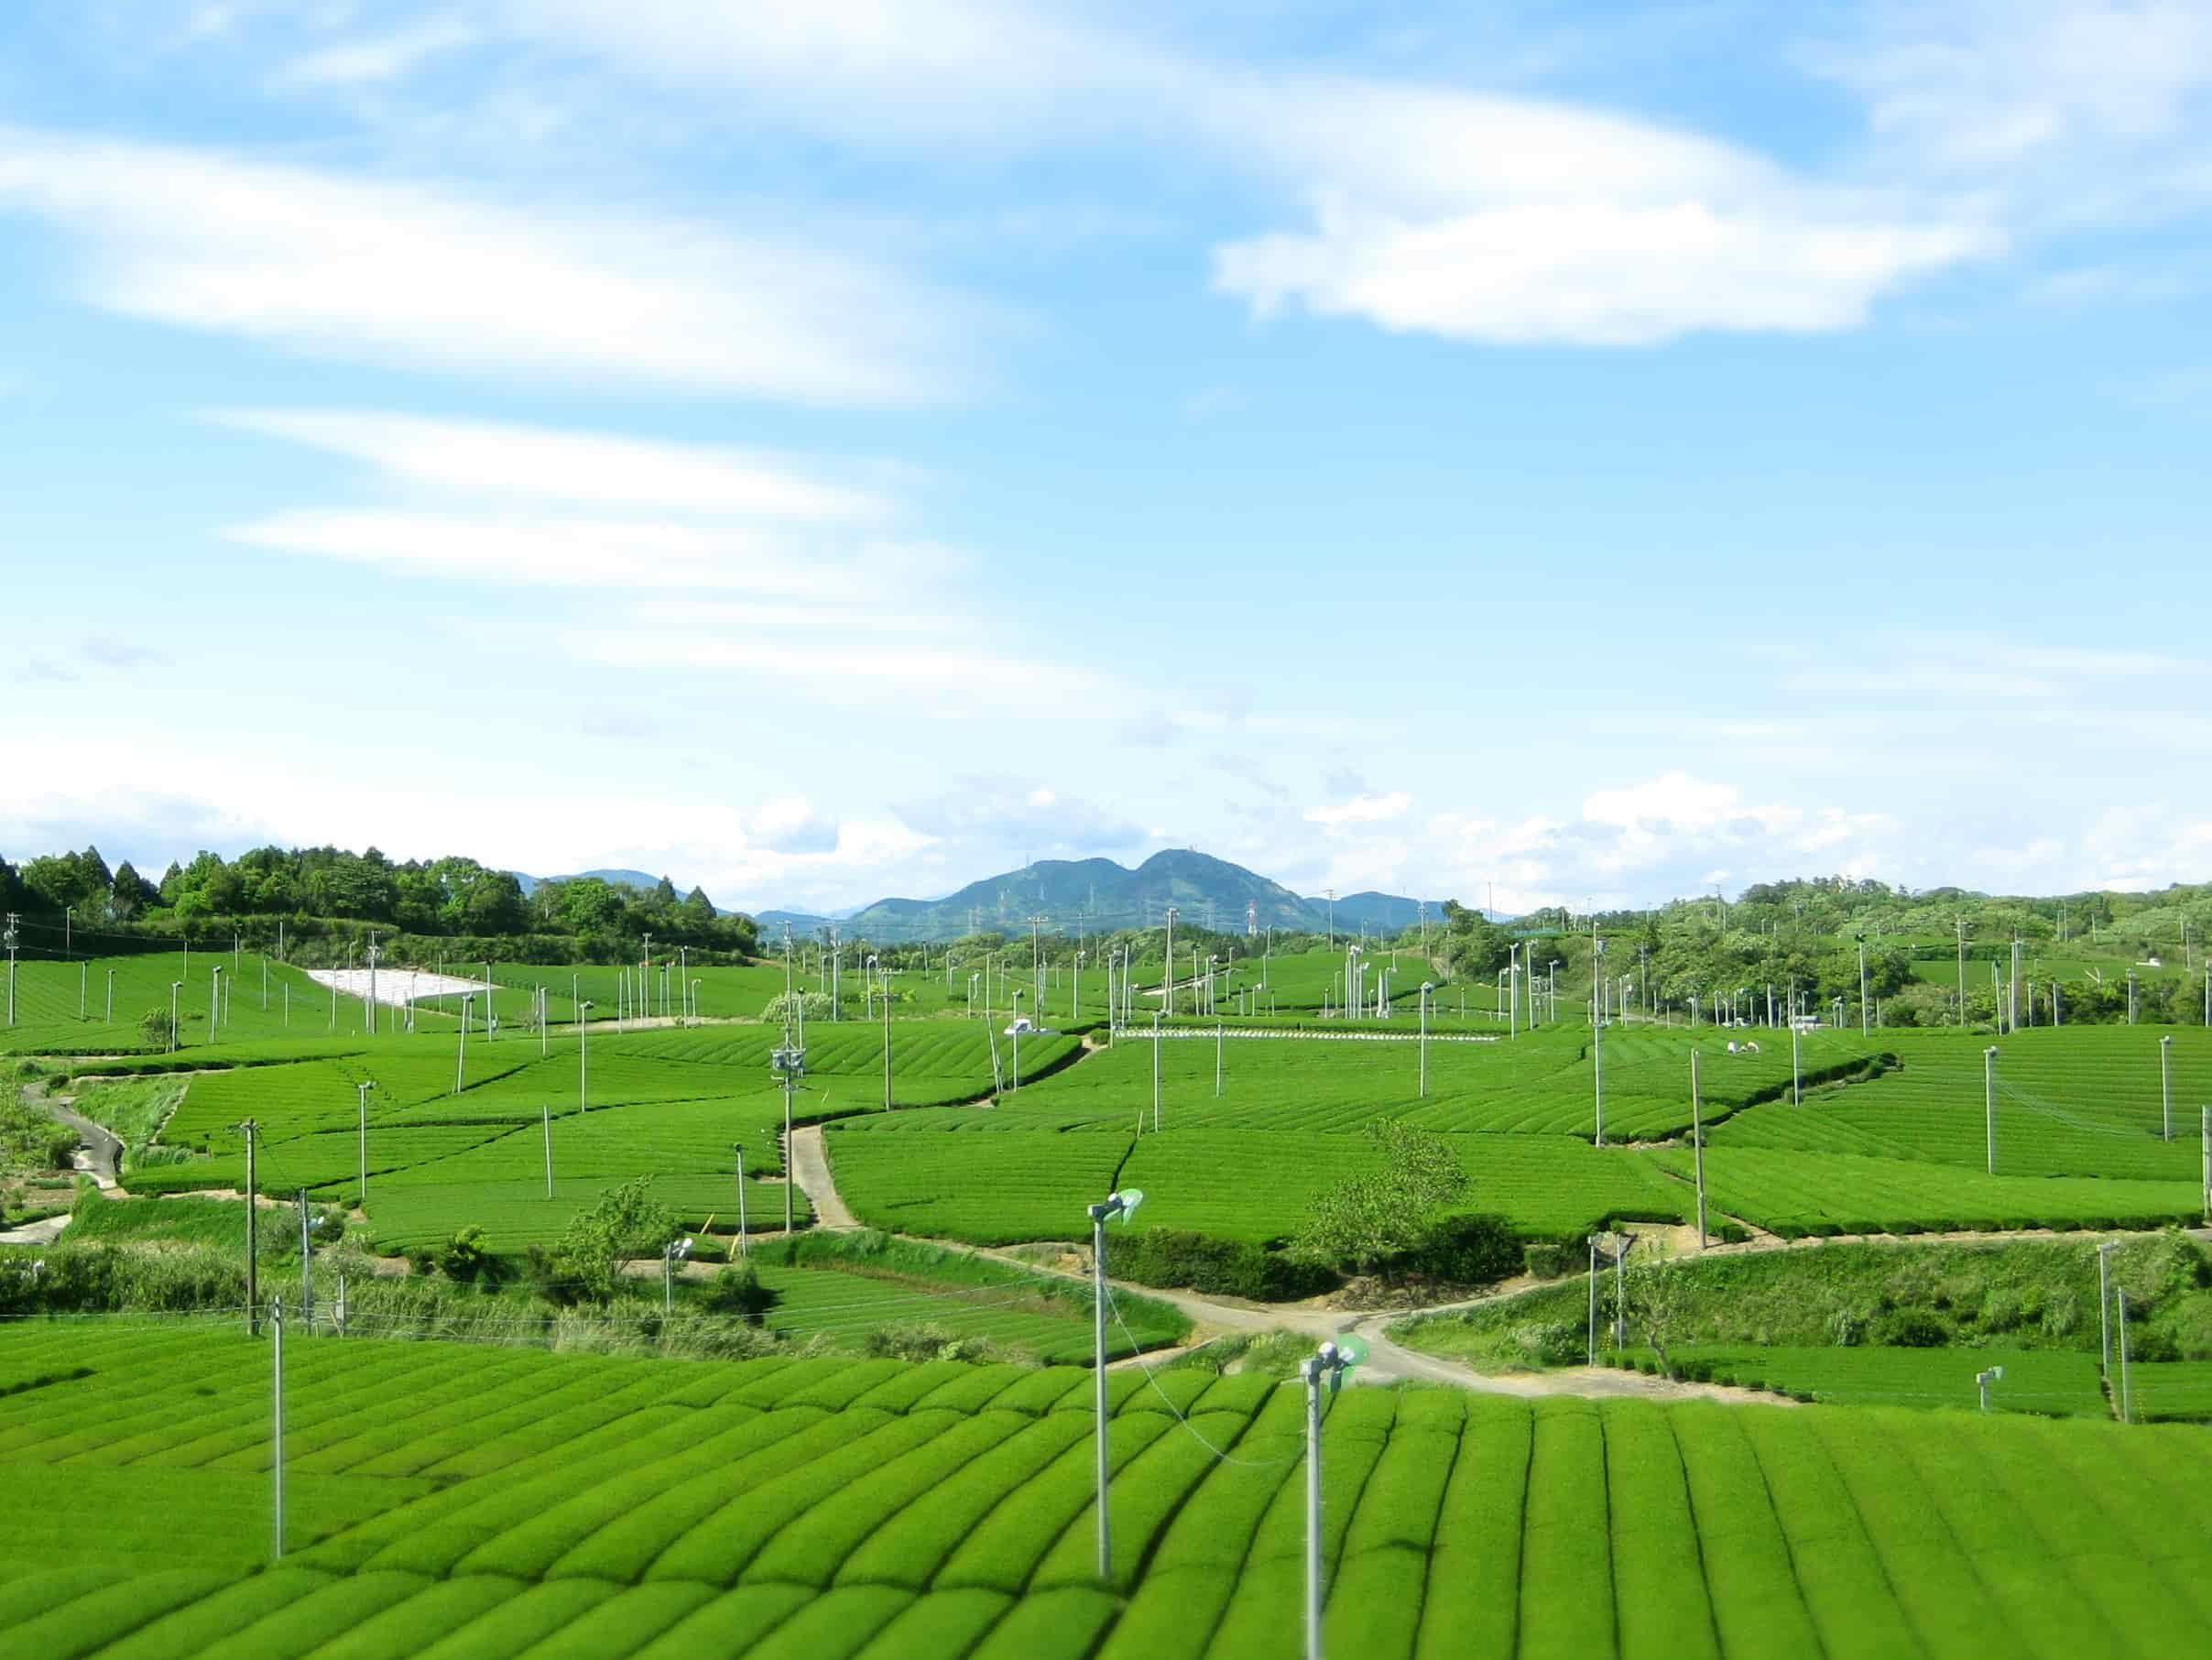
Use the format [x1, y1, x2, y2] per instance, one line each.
[1213, 193, 1992, 346]
[273, 17, 477, 88]
[225, 510, 834, 592]
[209, 410, 886, 522]
[1800, 1, 2212, 224]
[496, 3, 1997, 346]
[0, 125, 978, 403]
[1306, 790, 1413, 828]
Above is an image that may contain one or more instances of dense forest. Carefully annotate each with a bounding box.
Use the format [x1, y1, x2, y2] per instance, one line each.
[0, 844, 758, 966]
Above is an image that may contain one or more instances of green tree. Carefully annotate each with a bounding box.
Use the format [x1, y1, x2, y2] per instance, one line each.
[551, 1176, 676, 1301]
[109, 861, 158, 921]
[1294, 1120, 1470, 1274]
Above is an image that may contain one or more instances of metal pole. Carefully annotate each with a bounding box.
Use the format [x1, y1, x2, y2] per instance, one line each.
[240, 1120, 259, 1336]
[1586, 1238, 1598, 1364]
[1984, 1045, 1998, 1175]
[298, 1189, 312, 1324]
[270, 1299, 285, 1561]
[1594, 977, 1605, 1147]
[2117, 1288, 2132, 1423]
[2098, 1240, 2117, 1378]
[1092, 1207, 1112, 1582]
[1151, 1012, 1161, 1130]
[543, 1105, 553, 1198]
[1419, 987, 1428, 1098]
[357, 1083, 369, 1204]
[1792, 1021, 1801, 1106]
[736, 1143, 748, 1256]
[783, 1073, 794, 1233]
[1691, 1050, 1707, 1248]
[1303, 1357, 1324, 1660]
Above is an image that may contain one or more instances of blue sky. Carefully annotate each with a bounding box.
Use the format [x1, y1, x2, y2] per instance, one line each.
[4, 1, 2210, 915]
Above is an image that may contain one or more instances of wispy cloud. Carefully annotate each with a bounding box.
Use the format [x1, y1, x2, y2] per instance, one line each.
[1797, 1, 2212, 230]
[494, 2, 1998, 346]
[209, 410, 886, 521]
[1306, 791, 1413, 828]
[272, 17, 477, 89]
[0, 124, 983, 403]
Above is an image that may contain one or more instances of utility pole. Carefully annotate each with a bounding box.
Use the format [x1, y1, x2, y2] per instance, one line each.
[365, 937, 380, 1036]
[237, 1120, 260, 1336]
[1301, 1340, 1360, 1660]
[1691, 1050, 1707, 1247]
[1163, 906, 1177, 1019]
[1593, 938, 1607, 1145]
[1151, 1011, 1162, 1130]
[1857, 933, 1869, 1037]
[298, 1189, 313, 1324]
[1086, 1187, 1144, 1582]
[269, 1298, 285, 1560]
[1984, 1045, 1999, 1175]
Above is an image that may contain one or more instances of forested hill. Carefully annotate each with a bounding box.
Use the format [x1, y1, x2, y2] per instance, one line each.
[0, 845, 757, 965]
[812, 849, 1445, 944]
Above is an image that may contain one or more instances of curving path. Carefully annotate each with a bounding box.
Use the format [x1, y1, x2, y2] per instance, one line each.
[790, 1112, 1792, 1404]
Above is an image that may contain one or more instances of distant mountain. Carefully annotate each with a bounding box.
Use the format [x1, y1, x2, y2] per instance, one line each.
[753, 908, 834, 936]
[757, 850, 1444, 945]
[512, 868, 679, 900]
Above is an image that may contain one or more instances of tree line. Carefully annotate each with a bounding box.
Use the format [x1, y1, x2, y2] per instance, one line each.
[0, 844, 759, 962]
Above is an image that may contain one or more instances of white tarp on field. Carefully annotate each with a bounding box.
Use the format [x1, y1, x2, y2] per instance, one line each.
[308, 967, 493, 1010]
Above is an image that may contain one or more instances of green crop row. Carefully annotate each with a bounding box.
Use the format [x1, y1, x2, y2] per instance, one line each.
[14, 1326, 2212, 1657]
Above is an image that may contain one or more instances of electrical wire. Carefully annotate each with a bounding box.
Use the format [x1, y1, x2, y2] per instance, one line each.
[1103, 1286, 1299, 1469]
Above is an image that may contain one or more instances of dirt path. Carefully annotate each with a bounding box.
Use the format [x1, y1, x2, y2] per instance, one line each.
[789, 1127, 1794, 1404]
[789, 1126, 858, 1229]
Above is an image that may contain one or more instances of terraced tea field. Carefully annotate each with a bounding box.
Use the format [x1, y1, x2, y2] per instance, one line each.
[0, 950, 356, 1054]
[825, 1109, 1689, 1244]
[1706, 1027, 2212, 1174]
[6, 1323, 2212, 1659]
[1627, 1345, 2109, 1415]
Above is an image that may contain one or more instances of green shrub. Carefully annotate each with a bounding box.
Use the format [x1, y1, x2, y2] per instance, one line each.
[1384, 1213, 1519, 1287]
[860, 1322, 1001, 1363]
[1115, 1228, 1335, 1302]
[437, 1226, 491, 1283]
[701, 1261, 777, 1323]
[1880, 1309, 1950, 1348]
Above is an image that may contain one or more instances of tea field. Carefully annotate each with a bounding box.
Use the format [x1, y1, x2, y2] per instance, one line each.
[5, 1323, 2212, 1659]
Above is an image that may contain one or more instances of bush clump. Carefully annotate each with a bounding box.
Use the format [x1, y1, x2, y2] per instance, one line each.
[1880, 1309, 1950, 1348]
[700, 1261, 777, 1323]
[1114, 1229, 1335, 1301]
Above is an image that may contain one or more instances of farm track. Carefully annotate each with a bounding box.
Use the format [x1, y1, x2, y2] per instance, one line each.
[793, 1113, 1837, 1408]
